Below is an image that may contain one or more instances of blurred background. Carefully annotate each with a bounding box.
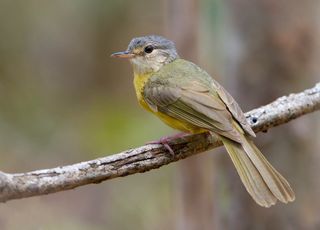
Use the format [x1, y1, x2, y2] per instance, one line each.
[0, 0, 319, 229]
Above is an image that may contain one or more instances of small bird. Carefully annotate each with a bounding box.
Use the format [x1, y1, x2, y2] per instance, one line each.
[111, 35, 295, 207]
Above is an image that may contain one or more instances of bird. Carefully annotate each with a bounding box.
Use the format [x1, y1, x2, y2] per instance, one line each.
[111, 35, 295, 207]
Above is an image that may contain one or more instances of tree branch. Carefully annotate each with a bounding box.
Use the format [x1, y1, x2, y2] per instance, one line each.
[0, 83, 319, 203]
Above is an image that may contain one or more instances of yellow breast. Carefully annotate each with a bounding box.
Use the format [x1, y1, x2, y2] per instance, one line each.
[133, 72, 203, 133]
[133, 72, 153, 112]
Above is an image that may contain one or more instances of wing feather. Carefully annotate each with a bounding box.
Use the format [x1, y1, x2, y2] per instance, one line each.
[143, 59, 254, 141]
[212, 79, 256, 137]
[144, 83, 242, 142]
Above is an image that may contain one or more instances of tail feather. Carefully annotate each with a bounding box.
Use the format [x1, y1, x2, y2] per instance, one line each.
[247, 139, 295, 203]
[221, 133, 295, 207]
[222, 138, 277, 207]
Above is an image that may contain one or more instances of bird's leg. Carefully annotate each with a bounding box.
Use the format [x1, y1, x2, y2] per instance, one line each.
[147, 132, 188, 155]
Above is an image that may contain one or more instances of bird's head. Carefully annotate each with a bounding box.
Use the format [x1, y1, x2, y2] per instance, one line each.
[111, 35, 179, 74]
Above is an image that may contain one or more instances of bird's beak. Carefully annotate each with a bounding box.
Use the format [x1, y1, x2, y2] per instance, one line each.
[111, 51, 135, 58]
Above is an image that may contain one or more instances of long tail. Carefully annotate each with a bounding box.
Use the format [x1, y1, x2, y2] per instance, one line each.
[221, 133, 295, 207]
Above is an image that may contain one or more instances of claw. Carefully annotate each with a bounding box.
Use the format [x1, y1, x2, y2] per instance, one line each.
[147, 132, 188, 156]
[148, 137, 175, 155]
[161, 138, 175, 156]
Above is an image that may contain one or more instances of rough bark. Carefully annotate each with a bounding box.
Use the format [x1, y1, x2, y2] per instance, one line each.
[0, 83, 318, 203]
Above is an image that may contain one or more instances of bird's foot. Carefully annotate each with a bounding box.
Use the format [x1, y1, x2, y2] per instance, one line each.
[147, 133, 188, 156]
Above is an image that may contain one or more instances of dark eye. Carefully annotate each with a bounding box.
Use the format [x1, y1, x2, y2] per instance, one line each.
[144, 45, 154, 54]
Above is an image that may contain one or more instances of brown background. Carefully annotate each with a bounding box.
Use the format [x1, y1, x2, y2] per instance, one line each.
[0, 0, 319, 229]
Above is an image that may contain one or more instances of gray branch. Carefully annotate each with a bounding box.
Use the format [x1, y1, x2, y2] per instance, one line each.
[0, 83, 319, 203]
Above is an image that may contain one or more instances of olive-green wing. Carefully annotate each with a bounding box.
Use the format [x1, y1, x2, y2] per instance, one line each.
[212, 79, 256, 137]
[144, 80, 242, 143]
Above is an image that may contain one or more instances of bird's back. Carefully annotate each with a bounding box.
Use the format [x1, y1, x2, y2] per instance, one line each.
[149, 59, 216, 91]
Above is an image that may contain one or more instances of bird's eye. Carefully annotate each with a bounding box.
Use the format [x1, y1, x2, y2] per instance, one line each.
[144, 45, 154, 54]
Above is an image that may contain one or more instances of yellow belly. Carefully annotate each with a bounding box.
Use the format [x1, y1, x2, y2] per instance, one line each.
[133, 72, 203, 133]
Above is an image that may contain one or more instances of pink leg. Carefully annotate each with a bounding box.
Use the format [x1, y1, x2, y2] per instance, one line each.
[147, 132, 189, 155]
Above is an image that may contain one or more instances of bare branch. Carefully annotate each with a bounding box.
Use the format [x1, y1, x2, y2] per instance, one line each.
[0, 83, 319, 203]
